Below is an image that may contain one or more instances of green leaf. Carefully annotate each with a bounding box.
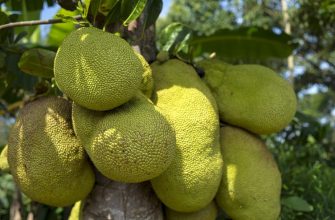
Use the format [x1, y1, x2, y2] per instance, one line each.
[89, 0, 103, 24]
[5, 0, 44, 11]
[121, 0, 147, 26]
[82, 0, 92, 18]
[18, 48, 55, 78]
[0, 51, 6, 69]
[30, 26, 42, 44]
[16, 10, 41, 41]
[282, 196, 314, 212]
[0, 11, 9, 43]
[0, 50, 38, 103]
[143, 0, 162, 29]
[99, 0, 119, 16]
[104, 1, 122, 27]
[0, 11, 8, 24]
[47, 9, 78, 47]
[190, 27, 296, 60]
[159, 22, 193, 54]
[13, 31, 27, 44]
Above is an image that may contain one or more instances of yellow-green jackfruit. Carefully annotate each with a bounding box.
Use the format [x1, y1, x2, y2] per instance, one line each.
[216, 126, 281, 220]
[69, 201, 83, 220]
[198, 59, 297, 134]
[54, 27, 143, 111]
[165, 201, 218, 220]
[7, 97, 95, 207]
[72, 93, 176, 183]
[135, 52, 154, 98]
[150, 59, 223, 212]
[0, 145, 9, 172]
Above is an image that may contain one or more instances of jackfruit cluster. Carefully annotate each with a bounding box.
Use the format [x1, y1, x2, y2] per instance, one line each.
[4, 27, 297, 220]
[196, 58, 296, 220]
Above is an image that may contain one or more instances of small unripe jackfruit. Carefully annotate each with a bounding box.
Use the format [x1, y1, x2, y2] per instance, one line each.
[150, 59, 223, 212]
[0, 145, 9, 172]
[72, 93, 176, 183]
[135, 52, 154, 98]
[198, 59, 297, 134]
[69, 201, 83, 220]
[7, 97, 95, 207]
[54, 27, 143, 111]
[216, 126, 281, 220]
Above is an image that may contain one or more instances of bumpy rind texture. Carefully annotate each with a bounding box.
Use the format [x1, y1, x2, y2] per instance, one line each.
[165, 201, 218, 220]
[54, 27, 143, 111]
[72, 93, 176, 183]
[198, 59, 297, 134]
[135, 52, 154, 98]
[150, 59, 223, 212]
[7, 97, 95, 207]
[0, 145, 9, 172]
[216, 126, 281, 220]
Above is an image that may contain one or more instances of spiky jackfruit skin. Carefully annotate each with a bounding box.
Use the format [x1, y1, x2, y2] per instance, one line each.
[165, 201, 218, 220]
[54, 27, 143, 111]
[198, 59, 297, 134]
[7, 97, 95, 207]
[216, 126, 281, 220]
[150, 59, 223, 212]
[0, 145, 9, 172]
[72, 93, 176, 183]
[135, 52, 154, 98]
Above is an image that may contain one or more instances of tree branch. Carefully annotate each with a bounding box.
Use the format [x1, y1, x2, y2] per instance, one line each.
[0, 15, 83, 30]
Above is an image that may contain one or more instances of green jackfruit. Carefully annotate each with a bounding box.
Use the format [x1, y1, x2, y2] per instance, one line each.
[216, 126, 281, 220]
[165, 201, 218, 220]
[0, 145, 9, 172]
[135, 52, 154, 98]
[7, 97, 95, 207]
[72, 93, 176, 183]
[150, 59, 223, 212]
[54, 27, 143, 111]
[198, 59, 297, 134]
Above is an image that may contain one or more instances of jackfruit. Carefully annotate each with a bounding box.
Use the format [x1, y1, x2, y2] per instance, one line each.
[72, 93, 176, 183]
[7, 96, 95, 207]
[69, 201, 83, 220]
[198, 59, 297, 134]
[54, 27, 143, 111]
[0, 145, 9, 172]
[165, 201, 218, 220]
[135, 52, 154, 98]
[216, 126, 281, 220]
[150, 59, 223, 212]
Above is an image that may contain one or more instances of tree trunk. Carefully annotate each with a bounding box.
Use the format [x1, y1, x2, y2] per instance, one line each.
[82, 172, 163, 220]
[82, 13, 163, 220]
[281, 0, 295, 86]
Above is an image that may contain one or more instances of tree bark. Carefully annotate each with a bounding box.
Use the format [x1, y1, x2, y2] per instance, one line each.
[281, 0, 295, 86]
[10, 186, 23, 220]
[82, 172, 163, 220]
[82, 12, 163, 220]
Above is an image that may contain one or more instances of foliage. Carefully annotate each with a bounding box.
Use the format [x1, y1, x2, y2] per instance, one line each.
[267, 112, 335, 219]
[162, 0, 235, 35]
